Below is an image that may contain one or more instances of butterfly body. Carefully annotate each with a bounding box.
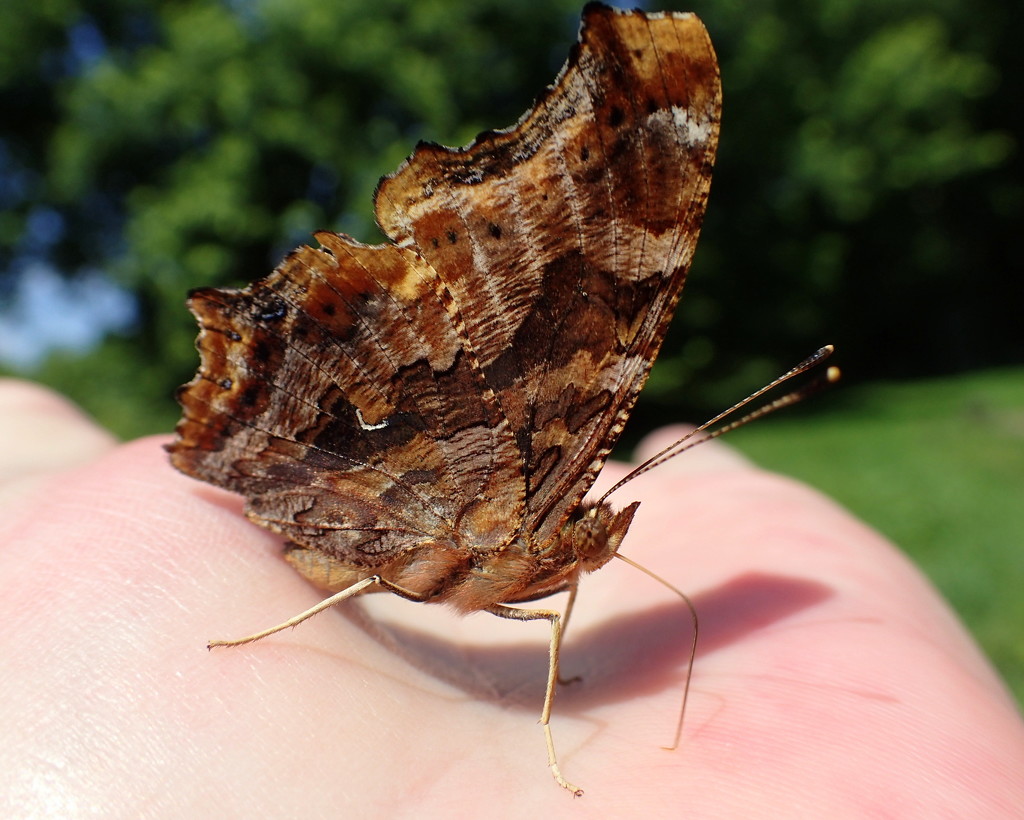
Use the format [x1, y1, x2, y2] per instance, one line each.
[168, 3, 720, 794]
[280, 497, 637, 613]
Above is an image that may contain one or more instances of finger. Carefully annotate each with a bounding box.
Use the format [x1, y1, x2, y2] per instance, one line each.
[0, 379, 117, 511]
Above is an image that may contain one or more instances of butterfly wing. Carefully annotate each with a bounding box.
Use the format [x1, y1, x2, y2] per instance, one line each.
[171, 7, 720, 576]
[375, 6, 721, 546]
[169, 235, 525, 566]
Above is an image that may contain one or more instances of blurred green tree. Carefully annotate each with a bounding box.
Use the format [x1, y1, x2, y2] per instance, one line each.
[0, 0, 1018, 437]
[640, 0, 1019, 423]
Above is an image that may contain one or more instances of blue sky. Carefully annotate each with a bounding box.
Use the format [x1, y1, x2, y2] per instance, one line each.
[0, 263, 136, 369]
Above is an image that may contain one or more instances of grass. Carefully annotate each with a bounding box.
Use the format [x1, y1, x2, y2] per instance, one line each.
[723, 366, 1024, 706]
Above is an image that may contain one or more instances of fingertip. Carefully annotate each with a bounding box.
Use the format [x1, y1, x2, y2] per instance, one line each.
[0, 380, 118, 508]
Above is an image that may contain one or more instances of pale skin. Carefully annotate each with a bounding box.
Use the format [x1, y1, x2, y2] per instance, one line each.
[1, 378, 1022, 817]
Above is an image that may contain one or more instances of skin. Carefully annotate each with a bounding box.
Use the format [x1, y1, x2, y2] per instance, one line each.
[1, 377, 1022, 817]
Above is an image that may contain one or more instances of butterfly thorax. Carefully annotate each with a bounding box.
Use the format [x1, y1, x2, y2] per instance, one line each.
[468, 499, 643, 606]
[425, 499, 642, 612]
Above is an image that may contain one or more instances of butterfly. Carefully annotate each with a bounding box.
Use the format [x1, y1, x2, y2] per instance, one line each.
[168, 3, 721, 795]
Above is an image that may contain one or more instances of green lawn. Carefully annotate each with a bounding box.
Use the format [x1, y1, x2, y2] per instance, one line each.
[724, 367, 1024, 705]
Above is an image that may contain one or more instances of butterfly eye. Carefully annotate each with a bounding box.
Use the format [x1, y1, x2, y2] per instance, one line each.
[571, 511, 608, 561]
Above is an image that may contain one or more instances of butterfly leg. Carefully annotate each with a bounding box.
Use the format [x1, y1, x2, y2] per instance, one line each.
[487, 603, 583, 797]
[208, 575, 408, 648]
[556, 582, 582, 686]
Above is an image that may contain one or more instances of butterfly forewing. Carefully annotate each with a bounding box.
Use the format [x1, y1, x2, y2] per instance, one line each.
[374, 8, 720, 546]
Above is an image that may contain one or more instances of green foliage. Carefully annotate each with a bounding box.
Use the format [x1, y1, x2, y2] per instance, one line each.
[729, 367, 1024, 705]
[0, 0, 1019, 436]
[643, 0, 1019, 416]
[791, 16, 1007, 219]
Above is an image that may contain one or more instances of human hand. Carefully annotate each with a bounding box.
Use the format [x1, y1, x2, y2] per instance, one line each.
[2, 379, 1021, 817]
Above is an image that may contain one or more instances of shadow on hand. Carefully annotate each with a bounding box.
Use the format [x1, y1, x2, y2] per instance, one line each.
[347, 572, 833, 711]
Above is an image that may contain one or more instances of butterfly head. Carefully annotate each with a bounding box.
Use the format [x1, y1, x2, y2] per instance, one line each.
[570, 500, 641, 574]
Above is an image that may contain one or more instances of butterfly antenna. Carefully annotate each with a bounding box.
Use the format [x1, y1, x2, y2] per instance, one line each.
[599, 345, 839, 504]
[614, 552, 697, 750]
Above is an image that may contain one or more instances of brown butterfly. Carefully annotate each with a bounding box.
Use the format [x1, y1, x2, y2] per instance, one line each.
[168, 3, 721, 795]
